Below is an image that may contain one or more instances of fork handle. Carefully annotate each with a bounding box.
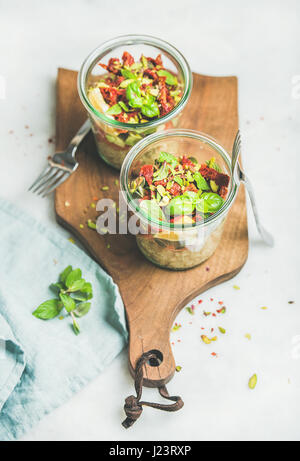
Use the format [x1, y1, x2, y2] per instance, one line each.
[66, 119, 91, 157]
[240, 171, 274, 247]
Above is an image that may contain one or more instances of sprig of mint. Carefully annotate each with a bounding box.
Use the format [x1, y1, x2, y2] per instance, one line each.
[32, 265, 93, 335]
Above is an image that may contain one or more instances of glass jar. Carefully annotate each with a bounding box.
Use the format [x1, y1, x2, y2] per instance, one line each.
[78, 35, 192, 170]
[120, 129, 239, 270]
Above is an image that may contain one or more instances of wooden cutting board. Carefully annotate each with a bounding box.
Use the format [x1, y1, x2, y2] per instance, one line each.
[55, 68, 248, 387]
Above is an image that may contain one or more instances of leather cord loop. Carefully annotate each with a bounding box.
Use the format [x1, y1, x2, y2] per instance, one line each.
[122, 351, 184, 428]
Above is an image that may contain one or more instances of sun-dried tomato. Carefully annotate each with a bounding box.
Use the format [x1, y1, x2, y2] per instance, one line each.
[154, 179, 167, 187]
[199, 165, 230, 187]
[139, 165, 154, 186]
[184, 183, 198, 193]
[169, 182, 181, 196]
[144, 69, 158, 81]
[111, 75, 125, 87]
[122, 51, 134, 67]
[219, 186, 228, 198]
[107, 58, 121, 74]
[100, 87, 118, 105]
[181, 156, 195, 168]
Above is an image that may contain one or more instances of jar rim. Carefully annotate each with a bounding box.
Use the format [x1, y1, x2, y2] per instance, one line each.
[78, 34, 193, 130]
[120, 129, 239, 230]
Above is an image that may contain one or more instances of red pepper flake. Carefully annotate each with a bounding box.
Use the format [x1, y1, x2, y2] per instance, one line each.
[210, 298, 214, 301]
[211, 352, 218, 357]
[218, 301, 223, 305]
[92, 196, 99, 201]
[211, 328, 214, 332]
[217, 307, 226, 314]
[198, 299, 203, 304]
[201, 327, 205, 330]
[212, 313, 216, 317]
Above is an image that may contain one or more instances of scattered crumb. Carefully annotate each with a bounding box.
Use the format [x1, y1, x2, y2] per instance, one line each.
[59, 316, 64, 320]
[68, 237, 75, 244]
[261, 306, 268, 310]
[107, 244, 111, 249]
[245, 333, 252, 340]
[79, 224, 84, 229]
[288, 301, 295, 304]
[175, 365, 182, 372]
[114, 179, 119, 186]
[101, 186, 109, 191]
[233, 285, 240, 290]
[25, 125, 29, 129]
[90, 203, 96, 208]
[53, 259, 58, 265]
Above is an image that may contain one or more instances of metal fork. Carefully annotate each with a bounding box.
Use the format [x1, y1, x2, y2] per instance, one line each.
[231, 130, 274, 247]
[29, 119, 91, 197]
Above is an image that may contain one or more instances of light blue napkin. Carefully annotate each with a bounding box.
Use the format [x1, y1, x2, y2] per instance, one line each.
[0, 198, 128, 441]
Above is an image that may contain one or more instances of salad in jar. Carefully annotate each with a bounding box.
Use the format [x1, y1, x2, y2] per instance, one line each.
[78, 35, 192, 169]
[128, 151, 231, 270]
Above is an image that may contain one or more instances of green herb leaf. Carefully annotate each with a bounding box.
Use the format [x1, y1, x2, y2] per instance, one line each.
[126, 81, 143, 108]
[106, 103, 122, 115]
[121, 68, 136, 80]
[33, 299, 62, 320]
[72, 314, 80, 335]
[153, 162, 169, 182]
[59, 265, 73, 284]
[196, 192, 224, 214]
[139, 199, 167, 223]
[158, 151, 178, 168]
[157, 69, 178, 86]
[65, 269, 82, 289]
[67, 279, 86, 293]
[165, 195, 195, 217]
[60, 293, 76, 313]
[49, 282, 64, 296]
[74, 302, 91, 318]
[141, 102, 159, 118]
[193, 172, 210, 190]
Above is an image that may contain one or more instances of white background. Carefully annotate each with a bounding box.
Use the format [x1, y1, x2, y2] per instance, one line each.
[0, 0, 299, 441]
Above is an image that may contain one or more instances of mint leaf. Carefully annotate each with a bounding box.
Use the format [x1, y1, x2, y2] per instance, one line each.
[157, 70, 178, 86]
[196, 192, 224, 214]
[71, 314, 80, 335]
[193, 172, 210, 191]
[74, 302, 91, 318]
[33, 299, 62, 320]
[49, 282, 64, 295]
[65, 269, 82, 289]
[126, 82, 143, 108]
[66, 279, 86, 292]
[139, 199, 167, 223]
[141, 102, 159, 118]
[158, 152, 178, 168]
[60, 293, 76, 313]
[106, 103, 122, 115]
[59, 265, 72, 284]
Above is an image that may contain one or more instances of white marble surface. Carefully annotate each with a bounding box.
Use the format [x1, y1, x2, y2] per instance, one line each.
[0, 0, 299, 441]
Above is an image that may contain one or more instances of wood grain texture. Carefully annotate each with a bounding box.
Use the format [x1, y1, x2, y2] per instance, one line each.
[55, 68, 248, 387]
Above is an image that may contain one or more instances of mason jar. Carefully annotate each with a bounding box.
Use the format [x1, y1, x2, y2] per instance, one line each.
[120, 129, 238, 270]
[78, 35, 192, 169]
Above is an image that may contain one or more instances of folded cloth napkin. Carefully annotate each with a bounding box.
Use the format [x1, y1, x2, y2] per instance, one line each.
[0, 198, 127, 441]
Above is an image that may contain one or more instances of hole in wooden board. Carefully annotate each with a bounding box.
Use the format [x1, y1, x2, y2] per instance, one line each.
[147, 349, 163, 367]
